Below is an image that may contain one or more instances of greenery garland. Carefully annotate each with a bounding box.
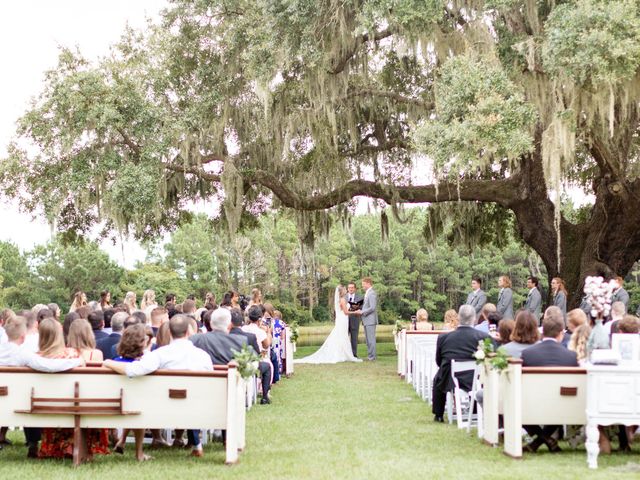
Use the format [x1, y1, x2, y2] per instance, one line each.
[474, 338, 509, 372]
[232, 344, 261, 380]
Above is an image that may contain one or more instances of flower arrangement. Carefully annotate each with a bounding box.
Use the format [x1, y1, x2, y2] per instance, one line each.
[393, 319, 405, 336]
[583, 275, 617, 318]
[289, 321, 299, 345]
[232, 344, 260, 380]
[474, 338, 509, 371]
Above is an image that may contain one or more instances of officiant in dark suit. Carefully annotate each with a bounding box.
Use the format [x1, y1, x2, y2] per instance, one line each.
[346, 282, 364, 358]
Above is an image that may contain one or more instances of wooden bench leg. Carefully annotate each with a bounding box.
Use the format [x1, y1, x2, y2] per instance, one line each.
[72, 418, 89, 467]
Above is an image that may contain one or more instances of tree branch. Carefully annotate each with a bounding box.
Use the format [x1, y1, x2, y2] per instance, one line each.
[164, 163, 221, 182]
[345, 89, 433, 110]
[328, 28, 393, 74]
[245, 172, 519, 211]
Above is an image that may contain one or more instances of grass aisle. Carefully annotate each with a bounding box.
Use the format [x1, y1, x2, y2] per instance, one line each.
[1, 343, 639, 479]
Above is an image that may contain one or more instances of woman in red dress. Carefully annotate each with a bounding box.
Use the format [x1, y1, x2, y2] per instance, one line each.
[37, 318, 110, 459]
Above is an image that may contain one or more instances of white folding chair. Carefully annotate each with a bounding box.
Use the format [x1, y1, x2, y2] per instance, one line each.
[446, 360, 476, 428]
[466, 365, 483, 437]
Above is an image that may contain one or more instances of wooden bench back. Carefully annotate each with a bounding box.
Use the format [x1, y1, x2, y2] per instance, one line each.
[0, 366, 235, 430]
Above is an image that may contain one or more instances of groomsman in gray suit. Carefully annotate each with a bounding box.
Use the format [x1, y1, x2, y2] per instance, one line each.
[465, 276, 487, 318]
[524, 276, 542, 319]
[355, 277, 378, 361]
[496, 275, 514, 320]
[612, 276, 629, 308]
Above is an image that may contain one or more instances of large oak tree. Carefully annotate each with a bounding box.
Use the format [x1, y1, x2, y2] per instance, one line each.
[4, 0, 640, 306]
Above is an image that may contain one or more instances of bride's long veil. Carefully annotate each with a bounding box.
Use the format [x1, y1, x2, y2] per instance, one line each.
[334, 286, 341, 321]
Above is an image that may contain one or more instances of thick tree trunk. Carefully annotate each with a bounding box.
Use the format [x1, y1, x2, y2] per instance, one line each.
[507, 133, 640, 308]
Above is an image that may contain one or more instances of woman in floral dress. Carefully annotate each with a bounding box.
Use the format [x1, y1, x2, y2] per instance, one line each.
[37, 318, 110, 459]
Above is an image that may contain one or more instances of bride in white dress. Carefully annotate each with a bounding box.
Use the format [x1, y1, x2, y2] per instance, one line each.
[295, 285, 362, 364]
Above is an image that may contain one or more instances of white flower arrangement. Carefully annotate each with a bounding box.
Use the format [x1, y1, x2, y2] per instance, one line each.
[583, 276, 617, 318]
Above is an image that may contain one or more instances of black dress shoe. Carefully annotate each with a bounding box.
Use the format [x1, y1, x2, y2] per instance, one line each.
[433, 415, 444, 423]
[260, 397, 271, 405]
[545, 438, 562, 453]
[27, 445, 38, 459]
[523, 437, 544, 453]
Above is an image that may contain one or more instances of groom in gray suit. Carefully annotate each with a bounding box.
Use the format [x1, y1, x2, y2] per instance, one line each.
[355, 277, 378, 361]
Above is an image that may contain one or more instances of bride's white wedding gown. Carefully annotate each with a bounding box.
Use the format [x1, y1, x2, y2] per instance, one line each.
[295, 291, 362, 364]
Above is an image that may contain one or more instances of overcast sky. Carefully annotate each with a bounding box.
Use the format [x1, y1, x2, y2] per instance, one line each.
[0, 0, 167, 267]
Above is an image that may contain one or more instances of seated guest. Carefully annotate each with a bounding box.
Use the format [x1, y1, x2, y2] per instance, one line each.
[37, 318, 109, 460]
[131, 310, 147, 325]
[521, 307, 578, 453]
[604, 301, 626, 336]
[0, 308, 14, 344]
[97, 312, 127, 360]
[105, 324, 151, 460]
[37, 308, 54, 323]
[243, 305, 272, 355]
[432, 305, 489, 422]
[415, 308, 434, 331]
[67, 319, 103, 363]
[562, 308, 588, 347]
[149, 307, 168, 336]
[182, 299, 197, 317]
[75, 305, 91, 320]
[62, 311, 79, 343]
[496, 318, 515, 345]
[568, 324, 591, 365]
[618, 314, 640, 334]
[104, 315, 212, 457]
[443, 309, 459, 330]
[475, 303, 497, 333]
[503, 311, 539, 359]
[47, 303, 61, 321]
[0, 316, 83, 458]
[229, 309, 272, 404]
[102, 307, 116, 335]
[88, 310, 108, 341]
[190, 308, 246, 365]
[202, 309, 214, 332]
[22, 311, 40, 353]
[154, 322, 171, 348]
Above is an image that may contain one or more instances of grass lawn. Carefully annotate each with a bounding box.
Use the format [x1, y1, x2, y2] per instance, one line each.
[1, 343, 639, 479]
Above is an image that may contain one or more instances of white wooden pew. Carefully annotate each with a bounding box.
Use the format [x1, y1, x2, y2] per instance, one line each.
[500, 359, 587, 458]
[283, 326, 295, 377]
[0, 364, 246, 466]
[397, 330, 444, 381]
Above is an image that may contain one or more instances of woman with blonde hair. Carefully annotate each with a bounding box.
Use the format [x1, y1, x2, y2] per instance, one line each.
[67, 319, 103, 363]
[248, 288, 263, 307]
[69, 291, 87, 313]
[551, 277, 568, 320]
[140, 289, 157, 312]
[415, 308, 434, 331]
[443, 309, 458, 330]
[37, 318, 109, 459]
[568, 323, 592, 365]
[123, 291, 138, 313]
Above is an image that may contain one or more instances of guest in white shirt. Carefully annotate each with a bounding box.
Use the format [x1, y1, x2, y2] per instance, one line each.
[21, 311, 40, 353]
[104, 314, 212, 457]
[0, 308, 13, 345]
[0, 315, 83, 457]
[242, 305, 272, 355]
[605, 301, 625, 336]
